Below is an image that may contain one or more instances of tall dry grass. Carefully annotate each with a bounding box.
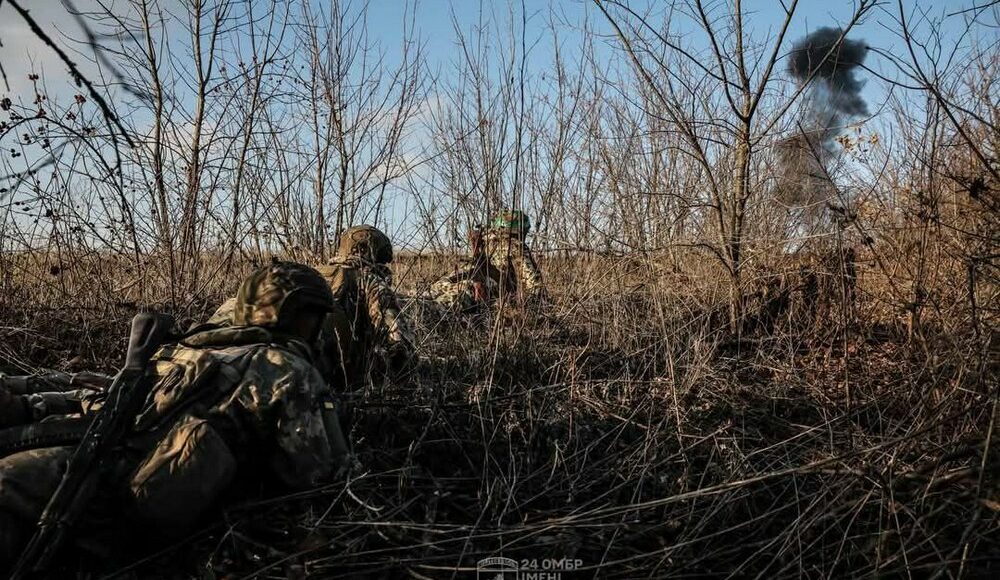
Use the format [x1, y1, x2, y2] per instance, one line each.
[0, 245, 995, 578]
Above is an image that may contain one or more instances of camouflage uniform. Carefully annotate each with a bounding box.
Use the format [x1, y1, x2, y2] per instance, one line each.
[484, 229, 543, 297]
[206, 297, 238, 326]
[208, 227, 415, 388]
[429, 226, 500, 312]
[318, 225, 416, 385]
[469, 211, 543, 301]
[430, 269, 499, 311]
[0, 262, 348, 566]
[0, 371, 111, 427]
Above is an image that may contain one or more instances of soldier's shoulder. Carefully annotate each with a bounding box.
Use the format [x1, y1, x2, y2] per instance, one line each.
[162, 331, 312, 367]
[317, 260, 359, 292]
[207, 297, 238, 326]
[153, 339, 258, 374]
[316, 261, 346, 278]
[236, 341, 325, 391]
[315, 262, 337, 275]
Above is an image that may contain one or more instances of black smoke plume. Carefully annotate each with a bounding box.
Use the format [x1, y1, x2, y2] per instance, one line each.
[776, 27, 869, 209]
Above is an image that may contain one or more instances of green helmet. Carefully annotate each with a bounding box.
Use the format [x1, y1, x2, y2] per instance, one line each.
[336, 225, 393, 263]
[233, 261, 334, 328]
[491, 210, 530, 234]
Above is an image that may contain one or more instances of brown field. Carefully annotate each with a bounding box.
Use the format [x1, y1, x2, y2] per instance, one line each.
[0, 248, 995, 578]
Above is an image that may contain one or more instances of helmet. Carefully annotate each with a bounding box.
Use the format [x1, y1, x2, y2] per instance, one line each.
[491, 210, 530, 234]
[336, 225, 393, 263]
[232, 261, 335, 328]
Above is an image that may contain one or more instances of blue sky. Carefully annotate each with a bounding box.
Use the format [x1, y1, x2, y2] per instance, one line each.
[0, 0, 980, 110]
[356, 0, 976, 116]
[0, 0, 988, 248]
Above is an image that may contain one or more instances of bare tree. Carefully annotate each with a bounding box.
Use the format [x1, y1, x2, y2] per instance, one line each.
[594, 0, 876, 328]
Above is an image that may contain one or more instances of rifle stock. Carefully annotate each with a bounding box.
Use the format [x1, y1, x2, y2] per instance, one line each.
[10, 311, 174, 579]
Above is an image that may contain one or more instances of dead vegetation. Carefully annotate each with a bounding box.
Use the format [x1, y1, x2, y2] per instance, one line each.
[0, 0, 998, 577]
[0, 248, 995, 578]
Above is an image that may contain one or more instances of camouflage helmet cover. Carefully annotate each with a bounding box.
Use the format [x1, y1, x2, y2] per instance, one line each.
[491, 210, 530, 234]
[336, 225, 393, 263]
[233, 261, 335, 328]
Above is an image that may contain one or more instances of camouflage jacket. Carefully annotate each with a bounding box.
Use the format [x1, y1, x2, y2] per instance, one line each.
[483, 229, 543, 296]
[0, 371, 111, 424]
[430, 262, 500, 310]
[125, 325, 345, 530]
[0, 327, 345, 542]
[207, 259, 415, 388]
[316, 256, 415, 376]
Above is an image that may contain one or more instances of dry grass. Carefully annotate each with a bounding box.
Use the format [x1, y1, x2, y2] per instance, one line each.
[0, 1, 996, 576]
[0, 248, 996, 578]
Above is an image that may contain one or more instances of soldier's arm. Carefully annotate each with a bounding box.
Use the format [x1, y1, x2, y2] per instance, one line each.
[362, 272, 416, 354]
[0, 371, 111, 395]
[0, 372, 111, 425]
[206, 297, 238, 326]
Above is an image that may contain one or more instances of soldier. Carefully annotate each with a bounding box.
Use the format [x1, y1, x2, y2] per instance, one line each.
[430, 225, 501, 311]
[0, 261, 348, 568]
[316, 225, 416, 386]
[483, 210, 543, 301]
[207, 227, 415, 390]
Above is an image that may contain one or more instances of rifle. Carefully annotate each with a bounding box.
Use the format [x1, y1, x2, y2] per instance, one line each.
[10, 311, 175, 578]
